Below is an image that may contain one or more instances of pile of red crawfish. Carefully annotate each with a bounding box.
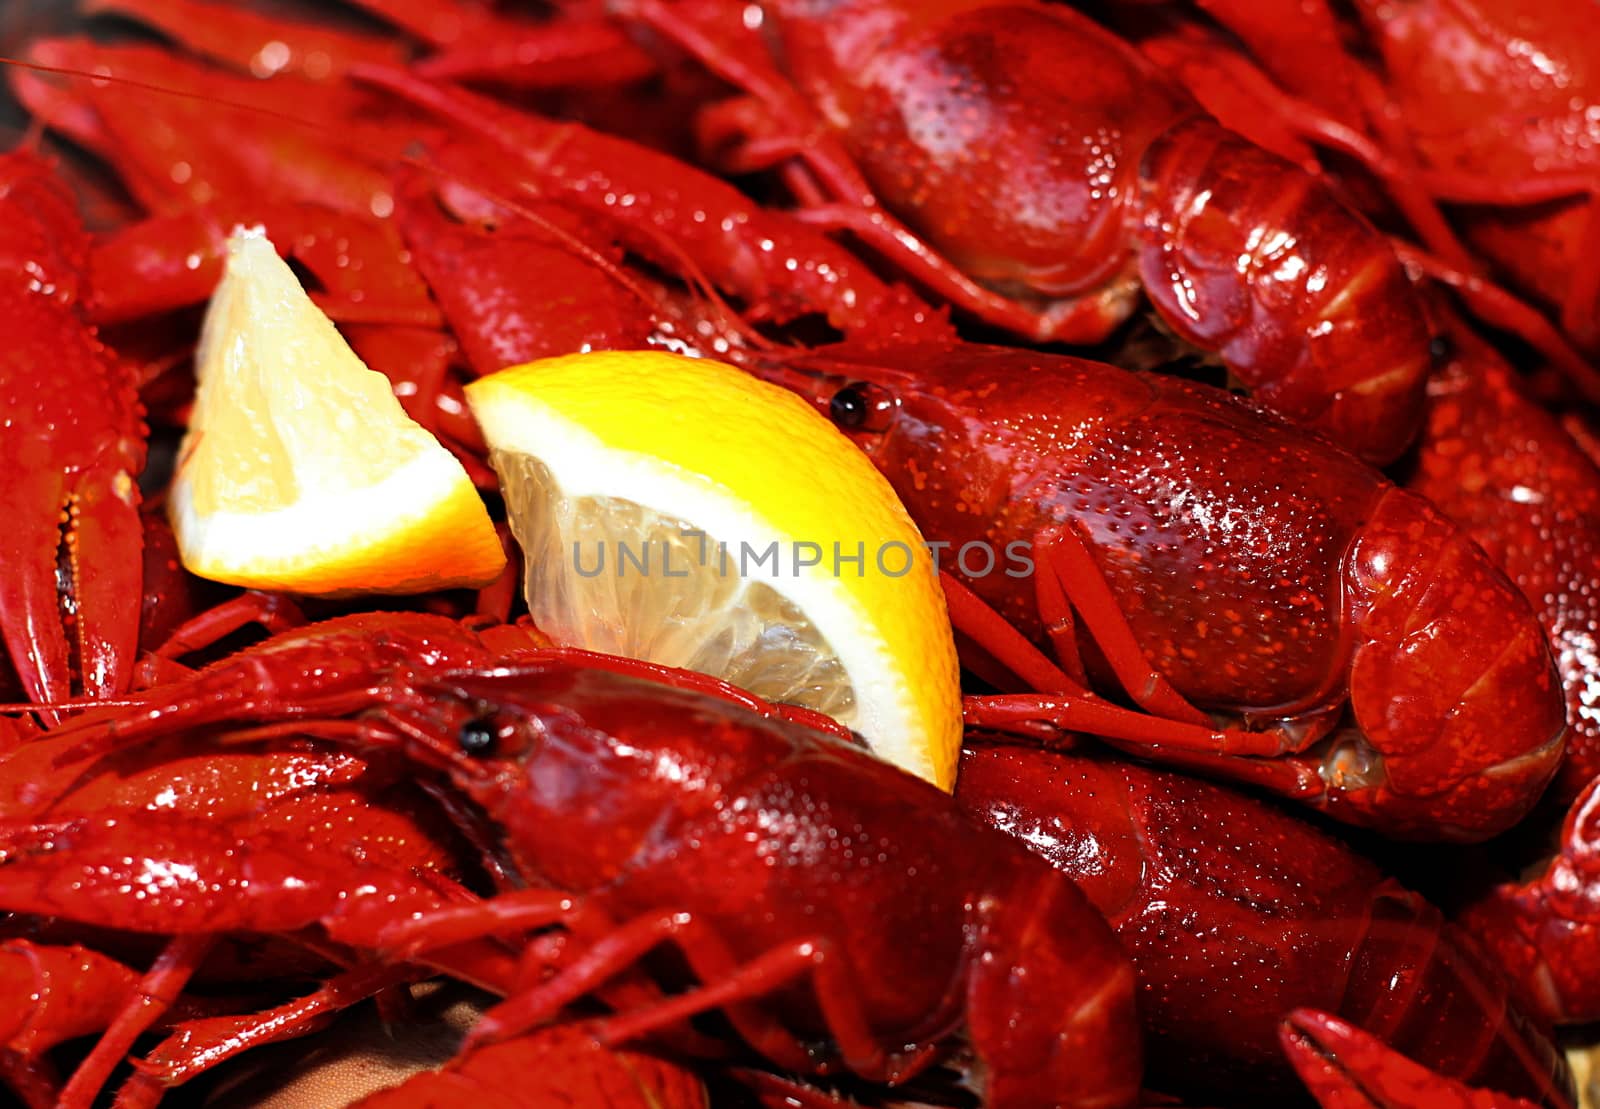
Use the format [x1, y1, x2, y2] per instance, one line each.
[0, 0, 1599, 1105]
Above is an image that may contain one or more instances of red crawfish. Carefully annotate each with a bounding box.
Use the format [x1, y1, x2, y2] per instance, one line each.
[1282, 1009, 1549, 1109]
[624, 0, 1436, 464]
[0, 614, 524, 1109]
[747, 338, 1565, 840]
[0, 806, 492, 1109]
[0, 149, 146, 711]
[1403, 308, 1600, 803]
[352, 1023, 708, 1108]
[11, 35, 944, 344]
[0, 803, 448, 1109]
[1347, 0, 1600, 353]
[953, 742, 1572, 1107]
[83, 0, 654, 94]
[22, 612, 1142, 1109]
[1456, 771, 1600, 1027]
[0, 721, 472, 880]
[0, 616, 538, 1108]
[9, 40, 442, 328]
[344, 63, 945, 344]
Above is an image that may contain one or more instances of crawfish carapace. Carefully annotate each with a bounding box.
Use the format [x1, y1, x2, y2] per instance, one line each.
[954, 743, 1572, 1107]
[749, 339, 1565, 839]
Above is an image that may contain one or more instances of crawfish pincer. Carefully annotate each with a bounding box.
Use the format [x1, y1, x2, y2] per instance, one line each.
[1282, 1009, 1548, 1109]
[0, 150, 145, 709]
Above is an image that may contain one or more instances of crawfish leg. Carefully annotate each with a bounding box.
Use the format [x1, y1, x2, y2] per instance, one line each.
[1032, 547, 1089, 688]
[940, 571, 1091, 695]
[1031, 525, 1212, 726]
[797, 202, 1132, 343]
[387, 898, 727, 1062]
[1392, 243, 1600, 407]
[150, 591, 307, 661]
[469, 907, 902, 1079]
[57, 934, 214, 1109]
[1553, 195, 1600, 350]
[111, 962, 420, 1109]
[1409, 164, 1600, 352]
[592, 930, 920, 1077]
[377, 894, 748, 1059]
[1280, 1008, 1548, 1109]
[941, 573, 1287, 755]
[375, 888, 576, 958]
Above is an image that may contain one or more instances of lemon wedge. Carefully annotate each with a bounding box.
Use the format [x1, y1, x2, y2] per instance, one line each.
[464, 350, 962, 789]
[169, 228, 505, 596]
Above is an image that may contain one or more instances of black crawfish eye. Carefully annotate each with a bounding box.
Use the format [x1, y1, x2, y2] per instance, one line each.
[1429, 334, 1455, 366]
[457, 717, 497, 756]
[829, 384, 870, 429]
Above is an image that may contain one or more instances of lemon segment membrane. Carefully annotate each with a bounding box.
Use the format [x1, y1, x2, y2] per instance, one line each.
[497, 451, 857, 724]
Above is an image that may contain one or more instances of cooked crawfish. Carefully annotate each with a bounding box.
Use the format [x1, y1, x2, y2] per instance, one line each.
[10, 612, 1141, 1109]
[746, 338, 1565, 839]
[2, 1, 1598, 1104]
[1403, 306, 1600, 803]
[953, 742, 1571, 1106]
[1347, 0, 1600, 353]
[621, 0, 1437, 464]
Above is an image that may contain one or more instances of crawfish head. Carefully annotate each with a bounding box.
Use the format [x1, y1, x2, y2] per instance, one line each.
[370, 663, 816, 888]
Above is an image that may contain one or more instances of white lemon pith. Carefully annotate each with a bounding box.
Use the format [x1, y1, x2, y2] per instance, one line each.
[465, 351, 963, 790]
[169, 228, 505, 596]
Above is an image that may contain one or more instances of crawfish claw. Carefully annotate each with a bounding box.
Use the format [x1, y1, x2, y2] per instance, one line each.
[1280, 1009, 1546, 1109]
[0, 154, 145, 709]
